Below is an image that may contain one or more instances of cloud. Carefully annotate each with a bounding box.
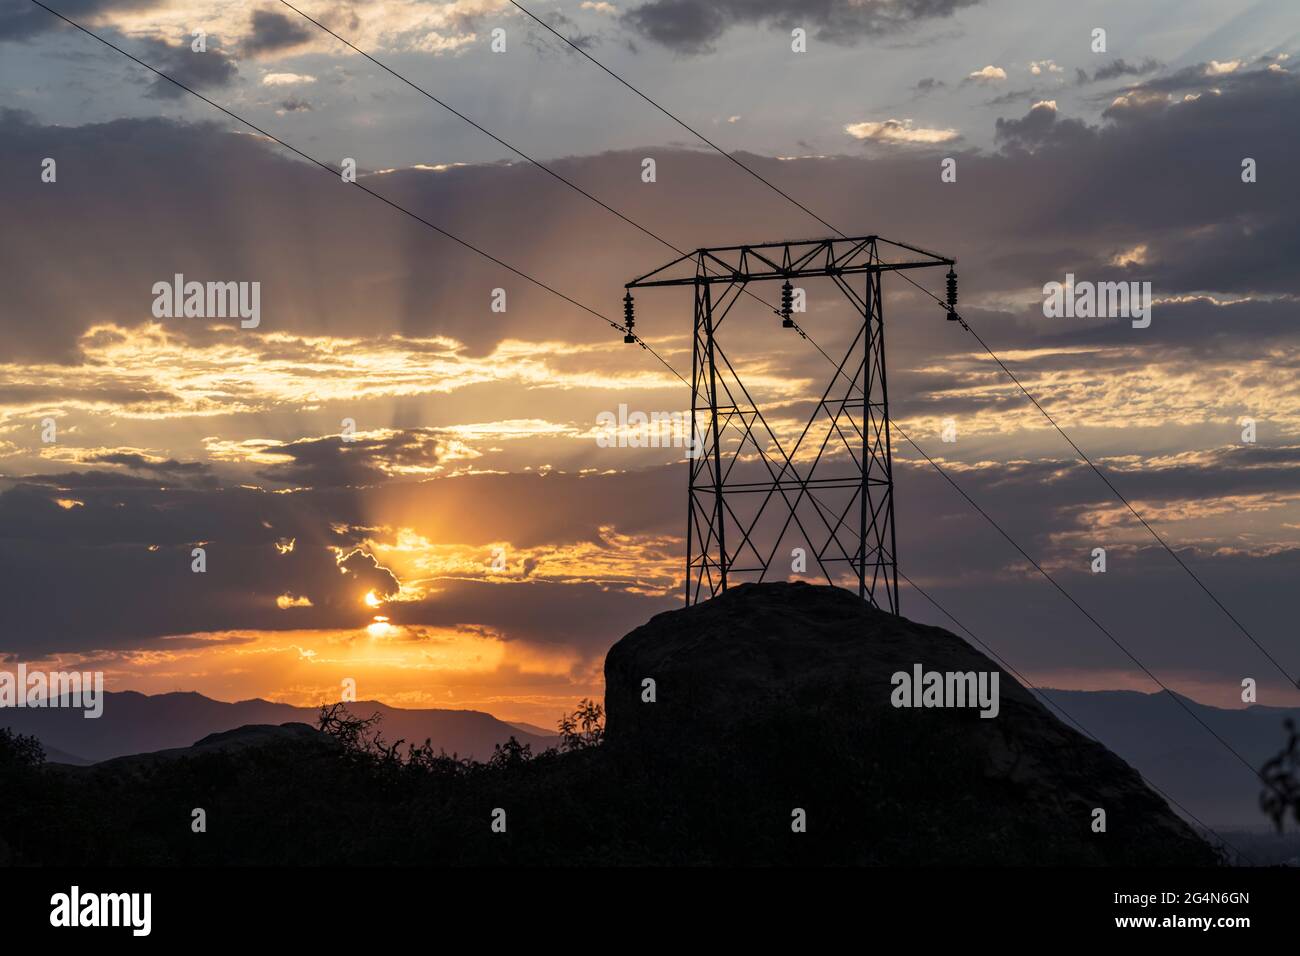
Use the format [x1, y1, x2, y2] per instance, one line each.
[262, 72, 316, 86]
[336, 548, 401, 600]
[994, 99, 1088, 149]
[1091, 60, 1280, 105]
[0, 465, 684, 654]
[524, 7, 598, 51]
[1206, 59, 1241, 76]
[134, 36, 238, 99]
[83, 451, 216, 484]
[0, 0, 155, 41]
[965, 64, 1006, 83]
[1, 86, 1296, 421]
[250, 430, 454, 487]
[1080, 57, 1162, 84]
[619, 0, 981, 55]
[5, 440, 1299, 706]
[241, 9, 312, 56]
[844, 117, 960, 145]
[1108, 243, 1148, 268]
[984, 87, 1045, 106]
[2, 65, 1298, 383]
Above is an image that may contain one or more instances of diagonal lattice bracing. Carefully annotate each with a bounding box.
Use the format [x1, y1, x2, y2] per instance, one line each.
[627, 236, 955, 612]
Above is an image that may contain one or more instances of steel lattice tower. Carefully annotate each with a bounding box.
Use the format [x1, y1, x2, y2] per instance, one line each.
[625, 236, 957, 613]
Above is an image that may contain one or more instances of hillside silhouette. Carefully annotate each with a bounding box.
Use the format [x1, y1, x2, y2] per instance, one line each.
[0, 691, 557, 763]
[0, 583, 1219, 865]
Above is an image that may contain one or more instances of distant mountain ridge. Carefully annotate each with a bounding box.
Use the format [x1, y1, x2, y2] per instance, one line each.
[0, 690, 559, 763]
[1032, 688, 1300, 828]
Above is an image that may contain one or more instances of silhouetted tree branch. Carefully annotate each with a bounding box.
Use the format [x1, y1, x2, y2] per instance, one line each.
[318, 702, 385, 754]
[558, 698, 605, 752]
[1261, 718, 1300, 830]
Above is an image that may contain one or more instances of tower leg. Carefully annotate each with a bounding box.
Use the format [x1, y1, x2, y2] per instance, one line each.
[701, 277, 727, 594]
[687, 266, 729, 603]
[862, 270, 898, 613]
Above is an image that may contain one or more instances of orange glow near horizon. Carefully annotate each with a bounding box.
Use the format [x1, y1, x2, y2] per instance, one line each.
[35, 625, 598, 726]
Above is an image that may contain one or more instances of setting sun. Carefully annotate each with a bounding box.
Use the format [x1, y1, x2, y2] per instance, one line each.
[367, 615, 396, 638]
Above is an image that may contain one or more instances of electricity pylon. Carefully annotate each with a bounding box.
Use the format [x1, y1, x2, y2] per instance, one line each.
[624, 236, 958, 612]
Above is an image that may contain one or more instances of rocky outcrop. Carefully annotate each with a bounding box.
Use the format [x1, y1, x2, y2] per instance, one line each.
[604, 581, 1218, 865]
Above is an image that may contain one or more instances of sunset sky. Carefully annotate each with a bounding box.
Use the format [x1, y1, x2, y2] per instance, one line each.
[1, 0, 1298, 726]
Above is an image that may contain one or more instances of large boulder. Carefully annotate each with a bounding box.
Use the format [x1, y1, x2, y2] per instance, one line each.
[603, 581, 1218, 865]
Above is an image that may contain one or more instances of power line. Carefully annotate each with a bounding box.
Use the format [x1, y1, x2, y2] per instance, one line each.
[507, 0, 842, 239]
[890, 417, 1277, 797]
[277, 0, 799, 336]
[792, 314, 1284, 812]
[27, 0, 689, 389]
[509, 0, 1295, 688]
[279, 0, 683, 260]
[966, 315, 1297, 688]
